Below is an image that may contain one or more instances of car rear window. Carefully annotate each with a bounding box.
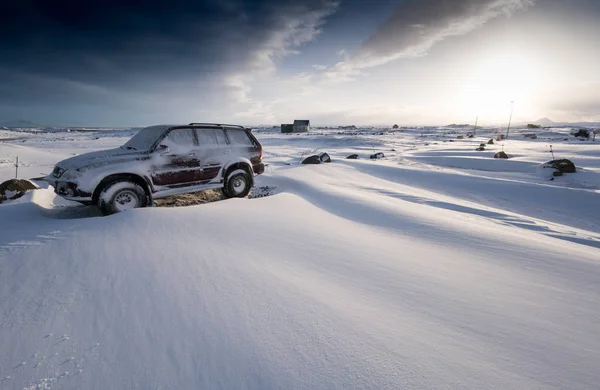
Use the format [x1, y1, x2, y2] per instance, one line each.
[226, 129, 254, 146]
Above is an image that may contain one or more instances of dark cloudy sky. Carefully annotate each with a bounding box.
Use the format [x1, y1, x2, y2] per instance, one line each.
[1, 0, 600, 126]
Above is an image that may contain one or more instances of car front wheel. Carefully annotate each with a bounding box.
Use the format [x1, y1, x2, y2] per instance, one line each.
[223, 170, 252, 199]
[98, 181, 148, 215]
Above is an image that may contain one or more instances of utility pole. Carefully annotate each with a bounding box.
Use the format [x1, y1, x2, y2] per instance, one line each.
[473, 116, 479, 137]
[506, 101, 515, 140]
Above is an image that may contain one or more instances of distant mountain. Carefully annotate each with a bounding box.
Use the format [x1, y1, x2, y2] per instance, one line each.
[0, 119, 45, 128]
[532, 117, 556, 126]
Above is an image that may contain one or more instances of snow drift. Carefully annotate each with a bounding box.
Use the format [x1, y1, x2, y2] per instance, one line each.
[1, 126, 600, 389]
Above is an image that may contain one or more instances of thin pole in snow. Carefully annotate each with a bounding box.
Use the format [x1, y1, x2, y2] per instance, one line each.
[15, 156, 18, 178]
[506, 101, 515, 140]
[473, 116, 478, 137]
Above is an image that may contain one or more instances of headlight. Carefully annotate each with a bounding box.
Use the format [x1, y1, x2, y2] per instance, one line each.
[52, 166, 66, 178]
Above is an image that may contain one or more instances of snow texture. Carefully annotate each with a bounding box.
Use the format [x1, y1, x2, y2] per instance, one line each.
[1, 125, 599, 389]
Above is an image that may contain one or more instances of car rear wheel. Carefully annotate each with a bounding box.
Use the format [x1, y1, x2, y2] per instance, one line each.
[223, 170, 252, 199]
[98, 181, 148, 215]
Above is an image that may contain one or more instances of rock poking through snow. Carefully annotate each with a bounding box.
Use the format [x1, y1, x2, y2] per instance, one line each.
[302, 155, 322, 164]
[494, 151, 509, 159]
[544, 159, 577, 173]
[0, 179, 39, 203]
[318, 152, 331, 163]
[572, 129, 590, 139]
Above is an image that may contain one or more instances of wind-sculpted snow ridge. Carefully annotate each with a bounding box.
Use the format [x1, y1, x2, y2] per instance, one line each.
[1, 126, 600, 389]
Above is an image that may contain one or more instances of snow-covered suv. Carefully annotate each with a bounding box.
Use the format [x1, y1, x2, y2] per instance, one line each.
[46, 123, 265, 215]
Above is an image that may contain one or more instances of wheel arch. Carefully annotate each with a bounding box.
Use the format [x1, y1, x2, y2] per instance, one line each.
[92, 173, 153, 204]
[222, 159, 253, 182]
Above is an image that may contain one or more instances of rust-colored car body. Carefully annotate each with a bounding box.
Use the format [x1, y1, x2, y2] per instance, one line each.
[46, 123, 265, 205]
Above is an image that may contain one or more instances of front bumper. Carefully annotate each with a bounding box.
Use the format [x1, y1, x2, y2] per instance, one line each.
[46, 178, 93, 203]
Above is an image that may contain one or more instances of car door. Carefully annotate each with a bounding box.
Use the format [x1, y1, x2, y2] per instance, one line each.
[194, 128, 228, 182]
[150, 128, 202, 187]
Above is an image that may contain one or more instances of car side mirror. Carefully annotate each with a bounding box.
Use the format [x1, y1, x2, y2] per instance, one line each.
[157, 144, 170, 155]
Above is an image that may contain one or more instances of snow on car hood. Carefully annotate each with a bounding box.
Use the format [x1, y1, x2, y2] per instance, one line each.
[57, 147, 146, 170]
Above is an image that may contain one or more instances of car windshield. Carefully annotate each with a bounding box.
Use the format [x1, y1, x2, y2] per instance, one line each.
[121, 125, 170, 151]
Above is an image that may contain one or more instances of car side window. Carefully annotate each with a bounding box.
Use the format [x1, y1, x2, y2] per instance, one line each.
[226, 129, 254, 146]
[214, 129, 228, 145]
[196, 129, 219, 146]
[161, 129, 196, 153]
[163, 129, 196, 146]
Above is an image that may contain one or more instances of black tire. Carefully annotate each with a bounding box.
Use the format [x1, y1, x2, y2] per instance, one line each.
[98, 181, 149, 215]
[223, 170, 252, 199]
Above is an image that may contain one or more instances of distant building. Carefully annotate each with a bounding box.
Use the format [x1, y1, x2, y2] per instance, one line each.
[281, 120, 310, 133]
[281, 124, 294, 133]
[293, 120, 310, 133]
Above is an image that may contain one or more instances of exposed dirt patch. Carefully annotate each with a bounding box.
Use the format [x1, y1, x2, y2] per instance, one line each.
[153, 186, 278, 207]
[154, 189, 225, 207]
[249, 186, 278, 199]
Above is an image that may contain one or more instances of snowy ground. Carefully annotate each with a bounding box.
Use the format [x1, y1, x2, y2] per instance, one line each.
[1, 126, 599, 389]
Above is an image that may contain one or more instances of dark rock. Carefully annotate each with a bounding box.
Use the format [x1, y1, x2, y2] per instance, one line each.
[370, 152, 385, 159]
[573, 129, 590, 139]
[487, 139, 494, 145]
[318, 152, 331, 163]
[545, 159, 576, 173]
[467, 133, 474, 138]
[346, 154, 359, 159]
[0, 179, 39, 203]
[302, 155, 321, 164]
[553, 171, 563, 177]
[476, 146, 485, 151]
[494, 151, 509, 159]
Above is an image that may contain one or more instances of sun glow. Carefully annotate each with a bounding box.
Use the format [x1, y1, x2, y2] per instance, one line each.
[459, 52, 546, 121]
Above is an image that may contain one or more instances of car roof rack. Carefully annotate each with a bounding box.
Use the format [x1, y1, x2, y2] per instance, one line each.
[188, 123, 246, 129]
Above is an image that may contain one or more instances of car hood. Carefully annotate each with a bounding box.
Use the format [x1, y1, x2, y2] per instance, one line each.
[57, 148, 147, 170]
